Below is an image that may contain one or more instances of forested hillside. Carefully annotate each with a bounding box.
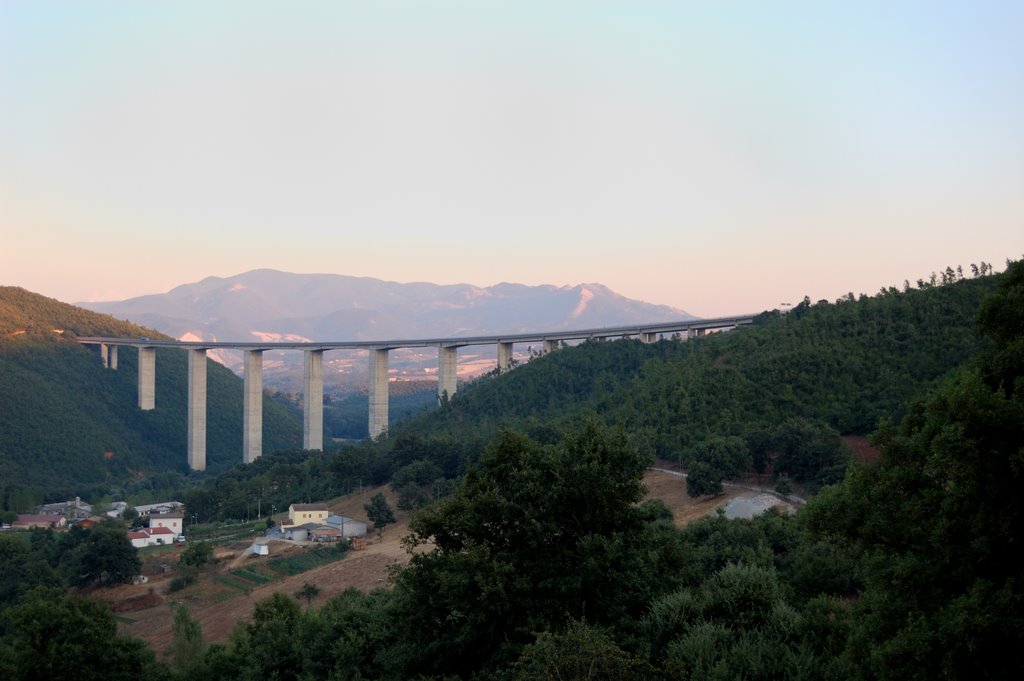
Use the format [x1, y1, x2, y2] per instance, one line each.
[392, 271, 1001, 471]
[1, 264, 1021, 680]
[178, 265, 1006, 522]
[0, 287, 302, 508]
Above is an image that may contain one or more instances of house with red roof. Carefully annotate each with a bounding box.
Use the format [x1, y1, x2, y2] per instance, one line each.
[128, 525, 176, 548]
[148, 512, 183, 536]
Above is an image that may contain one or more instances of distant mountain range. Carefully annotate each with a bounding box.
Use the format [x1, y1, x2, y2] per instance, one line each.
[81, 269, 692, 341]
[80, 270, 694, 391]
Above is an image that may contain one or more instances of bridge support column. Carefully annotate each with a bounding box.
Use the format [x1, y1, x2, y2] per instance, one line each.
[369, 349, 389, 438]
[497, 342, 513, 373]
[109, 345, 118, 369]
[244, 350, 263, 463]
[303, 350, 324, 451]
[100, 344, 109, 368]
[138, 347, 155, 410]
[542, 340, 556, 354]
[641, 332, 658, 344]
[438, 346, 458, 400]
[187, 349, 207, 472]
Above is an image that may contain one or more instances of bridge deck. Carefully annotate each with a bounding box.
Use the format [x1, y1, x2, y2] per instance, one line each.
[74, 313, 757, 469]
[74, 314, 756, 350]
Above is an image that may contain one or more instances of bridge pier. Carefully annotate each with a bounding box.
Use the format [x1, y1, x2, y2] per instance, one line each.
[187, 349, 207, 471]
[497, 342, 513, 372]
[303, 350, 324, 451]
[138, 347, 155, 410]
[438, 346, 458, 400]
[77, 314, 758, 465]
[244, 350, 263, 462]
[369, 348, 389, 438]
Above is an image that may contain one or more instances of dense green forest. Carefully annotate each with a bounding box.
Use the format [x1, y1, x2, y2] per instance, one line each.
[407, 268, 1001, 445]
[0, 287, 302, 508]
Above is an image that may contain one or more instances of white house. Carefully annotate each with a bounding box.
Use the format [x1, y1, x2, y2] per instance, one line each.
[128, 526, 176, 548]
[148, 513, 183, 535]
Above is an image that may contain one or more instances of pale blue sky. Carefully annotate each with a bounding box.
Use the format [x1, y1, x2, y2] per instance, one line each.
[2, 1, 1022, 316]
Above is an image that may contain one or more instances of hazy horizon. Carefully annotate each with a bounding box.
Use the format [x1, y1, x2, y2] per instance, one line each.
[3, 2, 1022, 317]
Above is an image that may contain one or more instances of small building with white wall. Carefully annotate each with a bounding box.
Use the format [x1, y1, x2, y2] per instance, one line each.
[128, 526, 175, 548]
[148, 513, 183, 536]
[326, 514, 367, 538]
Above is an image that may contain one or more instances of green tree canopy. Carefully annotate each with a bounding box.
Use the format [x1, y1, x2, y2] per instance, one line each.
[385, 424, 686, 678]
[68, 521, 141, 587]
[179, 541, 214, 568]
[803, 260, 1024, 679]
[1, 588, 158, 681]
[363, 493, 395, 530]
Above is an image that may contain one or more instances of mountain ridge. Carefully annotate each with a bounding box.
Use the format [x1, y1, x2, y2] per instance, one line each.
[79, 269, 693, 343]
[78, 270, 696, 391]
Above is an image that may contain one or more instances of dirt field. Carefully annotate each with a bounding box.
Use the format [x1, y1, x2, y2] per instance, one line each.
[101, 469, 747, 656]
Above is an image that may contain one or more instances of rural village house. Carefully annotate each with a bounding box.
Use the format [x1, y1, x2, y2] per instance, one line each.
[282, 503, 329, 529]
[37, 496, 92, 519]
[128, 526, 175, 548]
[12, 514, 67, 530]
[276, 504, 367, 541]
[148, 512, 183, 536]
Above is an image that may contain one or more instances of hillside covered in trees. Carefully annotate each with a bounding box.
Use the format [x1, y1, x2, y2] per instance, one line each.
[1, 262, 1021, 679]
[0, 287, 302, 509]
[176, 265, 1005, 522]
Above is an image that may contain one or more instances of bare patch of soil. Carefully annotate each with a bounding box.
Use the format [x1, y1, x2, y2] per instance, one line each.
[843, 435, 879, 463]
[109, 589, 163, 613]
[643, 465, 745, 525]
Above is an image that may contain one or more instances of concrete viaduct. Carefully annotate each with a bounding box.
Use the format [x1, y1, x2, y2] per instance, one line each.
[77, 315, 754, 471]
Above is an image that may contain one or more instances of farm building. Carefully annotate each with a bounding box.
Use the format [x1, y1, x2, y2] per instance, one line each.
[12, 514, 67, 530]
[282, 523, 322, 541]
[282, 503, 329, 529]
[326, 514, 367, 538]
